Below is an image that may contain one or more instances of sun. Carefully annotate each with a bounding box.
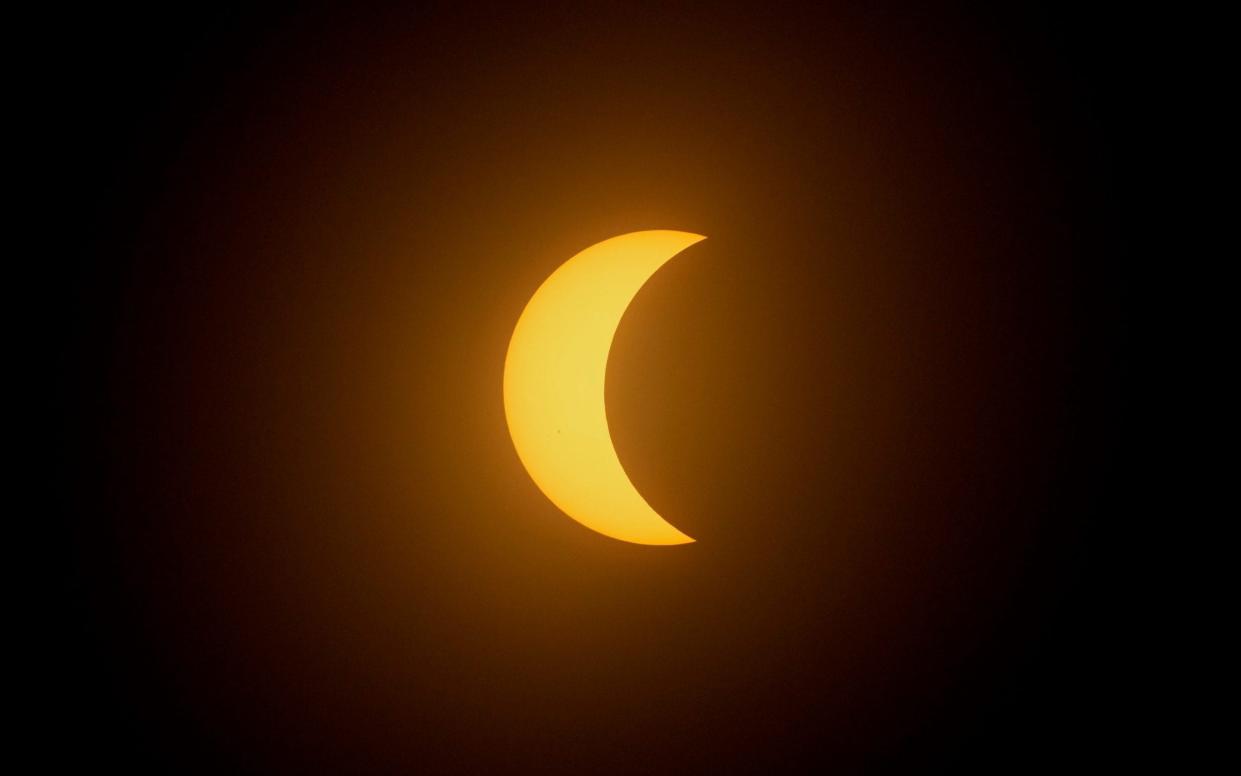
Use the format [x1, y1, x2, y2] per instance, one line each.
[503, 231, 704, 545]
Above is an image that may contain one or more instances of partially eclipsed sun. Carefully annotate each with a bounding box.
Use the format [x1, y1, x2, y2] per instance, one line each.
[503, 230, 704, 545]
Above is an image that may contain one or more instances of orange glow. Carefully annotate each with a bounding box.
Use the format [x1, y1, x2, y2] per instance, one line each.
[503, 231, 704, 545]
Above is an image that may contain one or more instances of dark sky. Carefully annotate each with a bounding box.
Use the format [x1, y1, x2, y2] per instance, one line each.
[51, 3, 1133, 772]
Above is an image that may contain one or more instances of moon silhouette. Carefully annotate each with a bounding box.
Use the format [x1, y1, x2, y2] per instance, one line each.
[503, 230, 705, 545]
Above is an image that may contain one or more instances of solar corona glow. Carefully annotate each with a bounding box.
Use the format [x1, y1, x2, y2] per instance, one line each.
[503, 230, 704, 545]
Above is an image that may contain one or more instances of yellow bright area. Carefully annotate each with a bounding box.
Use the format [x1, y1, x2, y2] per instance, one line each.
[503, 230, 705, 545]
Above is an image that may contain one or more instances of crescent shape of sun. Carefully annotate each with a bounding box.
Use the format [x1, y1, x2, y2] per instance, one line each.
[503, 230, 704, 545]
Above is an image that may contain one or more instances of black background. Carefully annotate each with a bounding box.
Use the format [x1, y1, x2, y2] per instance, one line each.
[50, 2, 1134, 772]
